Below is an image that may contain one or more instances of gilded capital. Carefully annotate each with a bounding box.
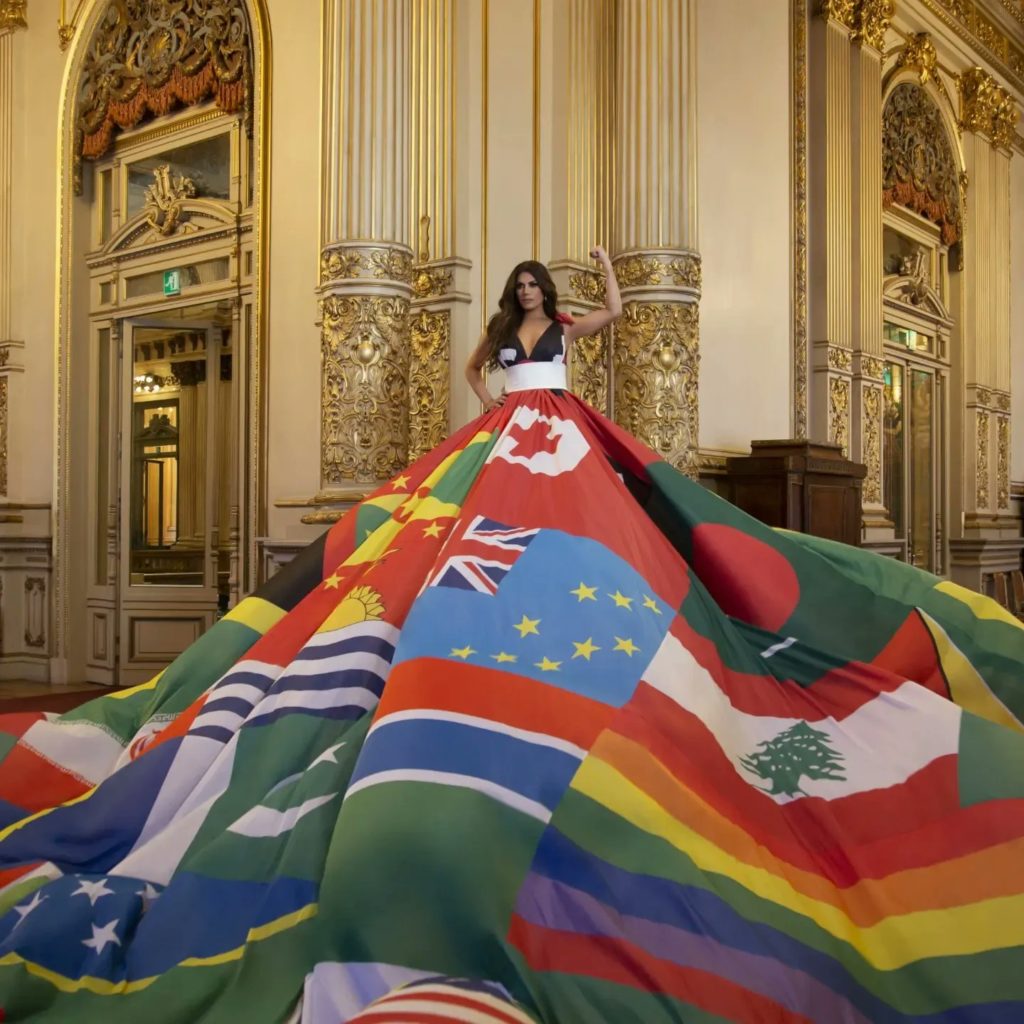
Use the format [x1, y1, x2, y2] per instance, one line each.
[819, 0, 856, 29]
[0, 0, 27, 34]
[960, 66, 1018, 149]
[854, 0, 894, 51]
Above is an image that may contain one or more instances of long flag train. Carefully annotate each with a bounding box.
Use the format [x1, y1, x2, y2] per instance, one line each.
[0, 390, 1022, 1023]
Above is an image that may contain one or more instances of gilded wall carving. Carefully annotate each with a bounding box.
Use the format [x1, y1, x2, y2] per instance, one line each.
[862, 385, 883, 504]
[855, 0, 894, 50]
[411, 266, 453, 300]
[827, 345, 853, 371]
[613, 252, 701, 293]
[569, 269, 606, 305]
[614, 302, 699, 476]
[997, 415, 1009, 510]
[143, 165, 197, 236]
[320, 294, 410, 486]
[75, 0, 251, 190]
[976, 409, 990, 508]
[820, 0, 856, 27]
[0, 377, 6, 496]
[320, 245, 415, 286]
[896, 32, 939, 84]
[959, 66, 1019, 149]
[24, 577, 45, 649]
[0, 1, 27, 34]
[829, 376, 850, 456]
[883, 83, 963, 248]
[407, 308, 450, 463]
[862, 355, 885, 380]
[571, 328, 609, 414]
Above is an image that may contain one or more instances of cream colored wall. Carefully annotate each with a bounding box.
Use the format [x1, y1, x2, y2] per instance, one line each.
[696, 0, 792, 453]
[9, 17, 63, 503]
[1011, 153, 1024, 483]
[264, 0, 325, 539]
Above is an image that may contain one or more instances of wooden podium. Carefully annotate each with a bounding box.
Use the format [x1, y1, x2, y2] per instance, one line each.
[722, 440, 866, 547]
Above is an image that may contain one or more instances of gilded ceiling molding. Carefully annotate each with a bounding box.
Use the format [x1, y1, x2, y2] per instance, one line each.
[959, 66, 1019, 150]
[883, 83, 964, 249]
[74, 0, 252, 191]
[0, 1, 26, 35]
[895, 31, 939, 83]
[918, 0, 1024, 94]
[793, 0, 809, 439]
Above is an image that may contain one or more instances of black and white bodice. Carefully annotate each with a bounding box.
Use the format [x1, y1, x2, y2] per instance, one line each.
[497, 321, 566, 369]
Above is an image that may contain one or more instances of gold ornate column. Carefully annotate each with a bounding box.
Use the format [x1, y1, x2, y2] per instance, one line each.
[548, 0, 615, 413]
[959, 68, 1017, 534]
[810, 1, 855, 454]
[851, 0, 893, 536]
[313, 0, 413, 519]
[407, 0, 467, 462]
[612, 0, 700, 474]
[0, 1, 27, 495]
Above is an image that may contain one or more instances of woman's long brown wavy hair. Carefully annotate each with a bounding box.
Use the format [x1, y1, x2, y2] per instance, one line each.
[481, 261, 560, 370]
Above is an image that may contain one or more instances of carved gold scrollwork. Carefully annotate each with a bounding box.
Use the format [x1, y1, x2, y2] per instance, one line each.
[407, 309, 450, 463]
[827, 346, 853, 372]
[819, 0, 856, 27]
[411, 266, 453, 300]
[854, 0, 894, 50]
[613, 252, 702, 293]
[862, 356, 885, 380]
[0, 0, 27, 34]
[829, 376, 851, 456]
[997, 415, 1010, 510]
[896, 32, 939, 84]
[569, 270, 606, 305]
[976, 409, 990, 508]
[320, 244, 414, 286]
[960, 66, 1019, 150]
[75, 0, 251, 190]
[571, 328, 609, 414]
[883, 83, 963, 248]
[614, 302, 699, 476]
[976, 386, 992, 407]
[862, 385, 883, 504]
[994, 391, 1011, 413]
[319, 294, 410, 486]
[143, 165, 197, 236]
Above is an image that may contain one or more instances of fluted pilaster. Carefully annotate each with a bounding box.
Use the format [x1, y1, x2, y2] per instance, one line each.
[0, 2, 27, 497]
[612, 0, 700, 475]
[315, 0, 413, 514]
[851, 8, 889, 520]
[549, 0, 615, 413]
[810, 3, 854, 454]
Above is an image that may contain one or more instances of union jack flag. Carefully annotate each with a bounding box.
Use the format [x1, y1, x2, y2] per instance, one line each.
[428, 516, 539, 595]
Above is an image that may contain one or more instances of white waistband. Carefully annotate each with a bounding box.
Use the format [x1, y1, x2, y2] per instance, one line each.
[504, 362, 569, 393]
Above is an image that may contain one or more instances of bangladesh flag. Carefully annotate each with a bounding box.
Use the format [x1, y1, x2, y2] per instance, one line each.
[0, 389, 1021, 1023]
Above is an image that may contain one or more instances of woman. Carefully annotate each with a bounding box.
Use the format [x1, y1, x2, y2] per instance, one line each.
[465, 247, 621, 413]
[0, 251, 1023, 1024]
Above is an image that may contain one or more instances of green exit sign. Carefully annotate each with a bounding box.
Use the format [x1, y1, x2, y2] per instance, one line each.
[163, 270, 181, 296]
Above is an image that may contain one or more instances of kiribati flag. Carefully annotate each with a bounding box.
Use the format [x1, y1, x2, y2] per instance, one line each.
[428, 515, 539, 595]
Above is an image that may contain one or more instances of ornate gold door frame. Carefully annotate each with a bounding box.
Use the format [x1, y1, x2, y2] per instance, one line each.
[51, 0, 272, 684]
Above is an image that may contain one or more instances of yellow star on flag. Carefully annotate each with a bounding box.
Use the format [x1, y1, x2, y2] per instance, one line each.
[323, 573, 344, 590]
[642, 595, 662, 614]
[613, 636, 640, 656]
[514, 614, 541, 638]
[491, 651, 518, 664]
[534, 656, 561, 672]
[423, 521, 444, 539]
[572, 637, 601, 661]
[570, 582, 598, 602]
[450, 644, 476, 660]
[609, 590, 633, 609]
[392, 474, 411, 490]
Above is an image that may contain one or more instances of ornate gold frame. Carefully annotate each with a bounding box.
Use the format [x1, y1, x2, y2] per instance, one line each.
[51, 0, 271, 677]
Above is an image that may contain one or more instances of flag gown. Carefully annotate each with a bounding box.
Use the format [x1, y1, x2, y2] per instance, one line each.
[0, 334, 1023, 1023]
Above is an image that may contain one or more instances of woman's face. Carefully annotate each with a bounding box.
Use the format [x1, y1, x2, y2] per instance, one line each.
[516, 272, 543, 313]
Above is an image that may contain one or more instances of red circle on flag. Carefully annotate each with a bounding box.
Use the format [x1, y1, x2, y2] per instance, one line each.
[690, 523, 800, 633]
